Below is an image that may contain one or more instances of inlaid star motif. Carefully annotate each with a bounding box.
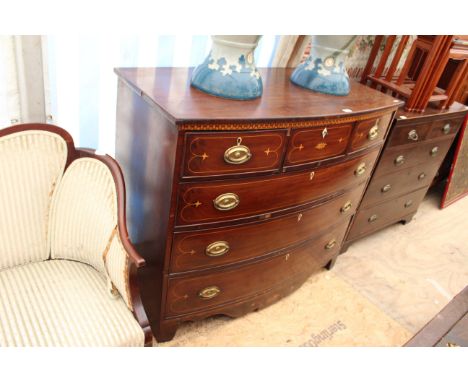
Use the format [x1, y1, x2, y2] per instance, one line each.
[220, 65, 232, 76]
[201, 153, 208, 160]
[193, 201, 202, 208]
[298, 144, 304, 151]
[315, 142, 327, 150]
[264, 148, 271, 155]
[338, 137, 344, 143]
[358, 132, 364, 138]
[189, 250, 196, 255]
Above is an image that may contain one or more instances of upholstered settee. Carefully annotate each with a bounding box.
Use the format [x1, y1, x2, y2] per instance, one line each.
[0, 124, 152, 346]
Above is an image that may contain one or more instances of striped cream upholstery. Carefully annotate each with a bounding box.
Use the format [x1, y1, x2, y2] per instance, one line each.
[49, 158, 132, 309]
[0, 260, 144, 346]
[0, 131, 67, 270]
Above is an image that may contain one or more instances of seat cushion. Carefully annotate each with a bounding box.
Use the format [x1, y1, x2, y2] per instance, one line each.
[0, 260, 144, 346]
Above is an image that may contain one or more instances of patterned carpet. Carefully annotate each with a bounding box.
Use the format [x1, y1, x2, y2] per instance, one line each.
[155, 187, 468, 346]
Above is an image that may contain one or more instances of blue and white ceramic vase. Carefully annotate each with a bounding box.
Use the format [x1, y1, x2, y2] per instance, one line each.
[290, 35, 356, 96]
[191, 35, 263, 100]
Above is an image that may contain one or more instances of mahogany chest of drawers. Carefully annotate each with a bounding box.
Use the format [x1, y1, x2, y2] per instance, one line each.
[343, 102, 468, 250]
[114, 67, 401, 342]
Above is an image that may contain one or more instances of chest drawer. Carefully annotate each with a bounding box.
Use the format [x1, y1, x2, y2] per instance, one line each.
[170, 185, 365, 273]
[349, 113, 393, 152]
[426, 116, 464, 140]
[176, 148, 379, 226]
[373, 137, 453, 178]
[361, 160, 441, 208]
[346, 187, 428, 241]
[165, 221, 348, 317]
[182, 130, 287, 178]
[285, 123, 352, 166]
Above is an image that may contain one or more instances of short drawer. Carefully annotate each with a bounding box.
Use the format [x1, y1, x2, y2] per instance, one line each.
[165, 222, 348, 317]
[426, 116, 464, 140]
[373, 137, 453, 178]
[176, 148, 379, 226]
[284, 123, 352, 166]
[361, 160, 441, 208]
[349, 113, 393, 152]
[182, 130, 287, 178]
[170, 185, 365, 273]
[346, 187, 427, 241]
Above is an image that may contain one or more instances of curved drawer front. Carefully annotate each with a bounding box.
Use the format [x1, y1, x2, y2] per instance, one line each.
[361, 160, 441, 208]
[171, 185, 365, 273]
[182, 130, 287, 178]
[285, 123, 352, 166]
[349, 113, 393, 152]
[346, 187, 427, 241]
[177, 148, 379, 226]
[373, 138, 453, 178]
[165, 222, 348, 317]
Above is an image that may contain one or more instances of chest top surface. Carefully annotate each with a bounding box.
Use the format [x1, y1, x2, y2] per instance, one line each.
[115, 67, 402, 123]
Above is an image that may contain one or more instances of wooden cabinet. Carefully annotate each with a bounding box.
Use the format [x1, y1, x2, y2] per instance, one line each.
[344, 102, 468, 249]
[114, 67, 400, 342]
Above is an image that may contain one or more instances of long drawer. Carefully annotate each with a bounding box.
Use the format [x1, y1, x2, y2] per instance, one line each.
[373, 137, 453, 178]
[176, 148, 379, 226]
[170, 185, 365, 273]
[346, 187, 428, 241]
[165, 221, 348, 317]
[360, 160, 441, 208]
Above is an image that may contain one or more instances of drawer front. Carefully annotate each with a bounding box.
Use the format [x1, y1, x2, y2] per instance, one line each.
[182, 130, 287, 178]
[165, 222, 348, 317]
[426, 116, 464, 140]
[349, 113, 393, 152]
[176, 148, 379, 226]
[285, 123, 352, 165]
[361, 160, 441, 207]
[346, 187, 427, 241]
[373, 138, 453, 178]
[387, 120, 432, 147]
[171, 185, 365, 273]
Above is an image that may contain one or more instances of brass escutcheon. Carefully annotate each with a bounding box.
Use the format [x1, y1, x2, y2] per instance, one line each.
[224, 137, 252, 164]
[442, 123, 451, 134]
[394, 155, 405, 166]
[404, 200, 413, 208]
[382, 184, 391, 193]
[408, 129, 419, 141]
[368, 125, 379, 140]
[205, 241, 230, 257]
[198, 286, 221, 299]
[355, 162, 366, 176]
[418, 172, 426, 180]
[325, 239, 336, 250]
[430, 146, 439, 156]
[340, 201, 352, 214]
[213, 193, 240, 211]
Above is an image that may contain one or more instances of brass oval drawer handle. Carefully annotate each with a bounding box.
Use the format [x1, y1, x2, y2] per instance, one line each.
[213, 193, 240, 211]
[368, 214, 378, 223]
[394, 155, 405, 166]
[354, 162, 366, 176]
[430, 146, 439, 156]
[198, 286, 221, 300]
[404, 200, 413, 208]
[325, 239, 336, 250]
[442, 123, 451, 134]
[381, 184, 392, 193]
[340, 201, 352, 214]
[408, 129, 419, 141]
[205, 241, 230, 257]
[224, 137, 252, 165]
[418, 172, 426, 180]
[368, 125, 379, 141]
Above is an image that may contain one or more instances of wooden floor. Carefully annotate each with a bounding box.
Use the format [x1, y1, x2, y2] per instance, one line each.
[156, 187, 468, 346]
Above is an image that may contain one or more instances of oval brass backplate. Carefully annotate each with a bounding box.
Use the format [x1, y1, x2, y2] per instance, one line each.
[368, 214, 378, 223]
[354, 162, 366, 176]
[418, 172, 426, 180]
[224, 137, 252, 165]
[340, 201, 352, 214]
[381, 184, 391, 193]
[368, 125, 379, 140]
[325, 239, 336, 250]
[430, 146, 439, 156]
[442, 123, 451, 134]
[408, 129, 419, 141]
[213, 193, 240, 211]
[394, 155, 405, 166]
[205, 241, 230, 257]
[198, 286, 221, 300]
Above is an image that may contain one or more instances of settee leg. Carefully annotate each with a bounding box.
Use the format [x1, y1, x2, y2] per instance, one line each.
[154, 320, 179, 343]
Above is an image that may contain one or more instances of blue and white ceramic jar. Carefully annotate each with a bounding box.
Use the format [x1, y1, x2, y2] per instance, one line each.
[191, 35, 263, 100]
[290, 35, 356, 96]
